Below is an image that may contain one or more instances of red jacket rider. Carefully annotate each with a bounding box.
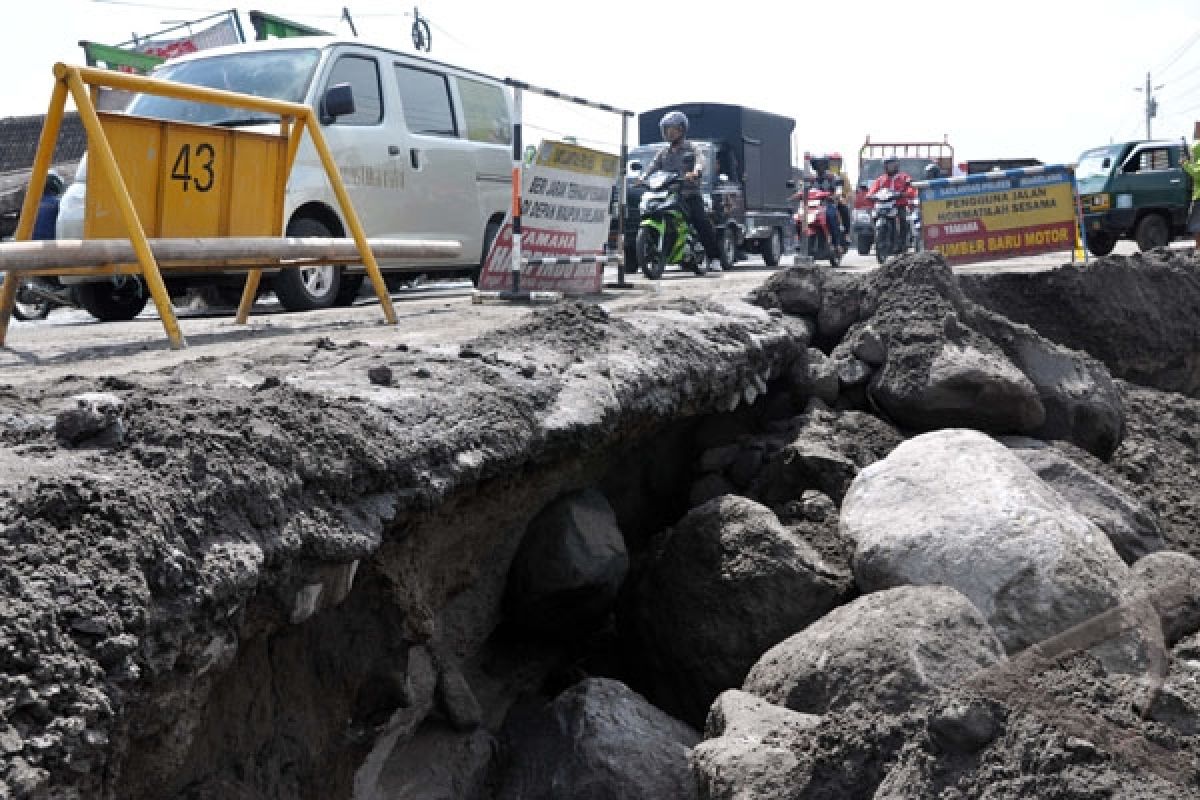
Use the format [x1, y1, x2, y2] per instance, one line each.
[868, 157, 916, 207]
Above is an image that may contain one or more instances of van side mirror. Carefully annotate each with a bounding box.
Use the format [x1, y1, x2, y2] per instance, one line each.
[1101, 157, 1111, 169]
[627, 160, 643, 175]
[785, 178, 795, 189]
[322, 83, 356, 123]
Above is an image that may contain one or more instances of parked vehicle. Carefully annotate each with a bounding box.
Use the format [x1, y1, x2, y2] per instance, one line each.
[635, 171, 708, 279]
[851, 136, 954, 255]
[793, 187, 842, 267]
[57, 36, 514, 317]
[1076, 139, 1192, 256]
[623, 103, 796, 270]
[0, 275, 146, 322]
[962, 158, 1043, 175]
[869, 186, 906, 263]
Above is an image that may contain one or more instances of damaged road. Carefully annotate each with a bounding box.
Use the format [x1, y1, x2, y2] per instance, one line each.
[4, 251, 1200, 799]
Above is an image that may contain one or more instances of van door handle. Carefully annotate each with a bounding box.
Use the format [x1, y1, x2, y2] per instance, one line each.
[410, 148, 420, 169]
[388, 145, 401, 156]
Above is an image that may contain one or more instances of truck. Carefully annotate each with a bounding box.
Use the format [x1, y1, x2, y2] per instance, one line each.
[622, 103, 796, 269]
[850, 136, 954, 255]
[962, 158, 1043, 175]
[1076, 139, 1192, 256]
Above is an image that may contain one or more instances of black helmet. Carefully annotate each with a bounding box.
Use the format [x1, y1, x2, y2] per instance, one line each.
[43, 170, 65, 197]
[924, 163, 941, 179]
[884, 156, 899, 174]
[659, 110, 688, 138]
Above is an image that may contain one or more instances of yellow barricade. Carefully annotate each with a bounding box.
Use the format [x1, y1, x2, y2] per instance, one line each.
[0, 63, 399, 349]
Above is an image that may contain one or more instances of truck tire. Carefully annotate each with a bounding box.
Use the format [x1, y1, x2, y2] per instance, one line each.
[636, 227, 665, 280]
[856, 232, 873, 256]
[74, 279, 150, 322]
[1134, 214, 1170, 252]
[762, 229, 783, 267]
[274, 217, 342, 311]
[1086, 231, 1116, 257]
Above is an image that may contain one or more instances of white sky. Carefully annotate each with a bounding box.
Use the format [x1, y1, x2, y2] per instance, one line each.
[4, 0, 1200, 172]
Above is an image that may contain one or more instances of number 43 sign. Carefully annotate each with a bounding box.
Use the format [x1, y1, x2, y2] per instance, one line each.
[88, 113, 288, 239]
[170, 142, 216, 193]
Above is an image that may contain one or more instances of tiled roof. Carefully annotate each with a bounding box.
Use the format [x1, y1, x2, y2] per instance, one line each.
[0, 112, 87, 173]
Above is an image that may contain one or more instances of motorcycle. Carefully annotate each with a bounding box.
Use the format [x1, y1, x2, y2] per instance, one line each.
[0, 274, 71, 321]
[0, 273, 149, 322]
[792, 187, 842, 267]
[909, 199, 923, 252]
[635, 170, 708, 280]
[868, 186, 907, 264]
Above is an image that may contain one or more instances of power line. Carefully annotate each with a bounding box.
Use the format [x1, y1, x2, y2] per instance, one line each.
[1155, 27, 1200, 78]
[1160, 78, 1200, 106]
[1163, 59, 1200, 88]
[89, 0, 222, 9]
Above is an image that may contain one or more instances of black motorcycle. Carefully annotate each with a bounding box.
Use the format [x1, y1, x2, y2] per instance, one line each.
[869, 187, 906, 264]
[3, 275, 66, 321]
[2, 274, 149, 322]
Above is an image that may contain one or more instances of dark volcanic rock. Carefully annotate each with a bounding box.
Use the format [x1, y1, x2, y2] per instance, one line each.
[1005, 436, 1167, 564]
[504, 488, 629, 637]
[625, 496, 850, 726]
[495, 678, 699, 800]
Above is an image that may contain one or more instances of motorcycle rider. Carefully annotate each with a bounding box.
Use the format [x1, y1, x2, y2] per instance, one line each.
[868, 156, 916, 249]
[639, 110, 732, 272]
[33, 170, 65, 241]
[809, 155, 849, 253]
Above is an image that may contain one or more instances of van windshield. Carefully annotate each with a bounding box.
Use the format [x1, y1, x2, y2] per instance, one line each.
[127, 49, 321, 126]
[1075, 145, 1122, 193]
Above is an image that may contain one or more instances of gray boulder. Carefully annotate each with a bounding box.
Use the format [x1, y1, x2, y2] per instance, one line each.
[749, 265, 822, 316]
[815, 269, 866, 341]
[496, 678, 698, 800]
[970, 307, 1125, 458]
[1006, 437, 1166, 564]
[750, 408, 905, 509]
[1131, 551, 1200, 646]
[844, 429, 1146, 665]
[788, 347, 839, 406]
[504, 489, 628, 636]
[626, 496, 851, 725]
[869, 335, 1045, 433]
[691, 690, 820, 800]
[743, 585, 1005, 715]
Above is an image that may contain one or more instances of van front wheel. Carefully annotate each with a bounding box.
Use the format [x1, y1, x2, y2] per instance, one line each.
[275, 217, 341, 311]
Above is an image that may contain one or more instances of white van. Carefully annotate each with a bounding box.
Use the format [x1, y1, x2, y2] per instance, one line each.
[57, 37, 513, 317]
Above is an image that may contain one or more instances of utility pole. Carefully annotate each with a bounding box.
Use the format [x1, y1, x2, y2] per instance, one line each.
[1135, 72, 1164, 139]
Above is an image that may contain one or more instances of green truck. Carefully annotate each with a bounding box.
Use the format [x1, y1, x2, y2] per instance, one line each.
[1076, 139, 1193, 256]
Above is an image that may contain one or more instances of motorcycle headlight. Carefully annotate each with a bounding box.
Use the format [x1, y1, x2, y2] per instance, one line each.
[854, 210, 870, 223]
